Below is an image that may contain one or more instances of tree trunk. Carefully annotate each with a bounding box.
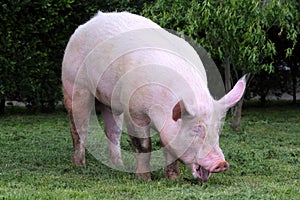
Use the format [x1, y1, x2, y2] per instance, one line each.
[291, 61, 297, 104]
[260, 94, 267, 107]
[223, 58, 245, 130]
[231, 96, 244, 130]
[223, 58, 232, 93]
[0, 98, 5, 115]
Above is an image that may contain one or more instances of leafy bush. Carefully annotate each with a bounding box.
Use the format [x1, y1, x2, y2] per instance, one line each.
[0, 0, 152, 113]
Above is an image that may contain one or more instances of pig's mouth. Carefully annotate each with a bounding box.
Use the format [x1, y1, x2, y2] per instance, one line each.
[191, 164, 211, 182]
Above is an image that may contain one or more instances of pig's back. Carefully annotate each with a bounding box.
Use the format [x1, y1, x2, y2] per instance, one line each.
[62, 11, 162, 79]
[70, 11, 161, 60]
[85, 11, 161, 36]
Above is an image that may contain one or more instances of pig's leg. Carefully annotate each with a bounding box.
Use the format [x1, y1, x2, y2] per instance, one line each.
[101, 105, 123, 166]
[64, 85, 93, 166]
[125, 116, 152, 180]
[130, 135, 152, 180]
[164, 149, 180, 179]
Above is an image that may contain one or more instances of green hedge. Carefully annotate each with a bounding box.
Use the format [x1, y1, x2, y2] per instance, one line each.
[0, 0, 152, 113]
[0, 0, 298, 114]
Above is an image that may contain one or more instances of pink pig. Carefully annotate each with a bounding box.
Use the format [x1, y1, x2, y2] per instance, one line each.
[62, 11, 246, 181]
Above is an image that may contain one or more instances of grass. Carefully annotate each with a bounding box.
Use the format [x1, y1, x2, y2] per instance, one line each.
[0, 102, 299, 199]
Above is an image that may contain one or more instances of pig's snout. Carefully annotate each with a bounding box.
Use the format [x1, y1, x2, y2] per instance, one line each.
[211, 161, 229, 173]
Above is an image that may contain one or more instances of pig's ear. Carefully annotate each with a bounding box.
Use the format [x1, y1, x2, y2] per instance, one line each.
[220, 75, 246, 109]
[172, 100, 195, 121]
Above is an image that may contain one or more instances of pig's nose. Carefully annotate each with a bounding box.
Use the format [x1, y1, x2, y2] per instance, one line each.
[211, 161, 229, 173]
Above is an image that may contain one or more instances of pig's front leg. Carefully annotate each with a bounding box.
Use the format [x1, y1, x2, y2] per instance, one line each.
[164, 149, 180, 179]
[125, 115, 152, 180]
[129, 136, 152, 180]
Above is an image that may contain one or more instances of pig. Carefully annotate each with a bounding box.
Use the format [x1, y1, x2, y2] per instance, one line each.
[62, 11, 246, 181]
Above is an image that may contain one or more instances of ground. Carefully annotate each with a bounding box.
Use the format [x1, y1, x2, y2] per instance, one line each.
[0, 101, 299, 199]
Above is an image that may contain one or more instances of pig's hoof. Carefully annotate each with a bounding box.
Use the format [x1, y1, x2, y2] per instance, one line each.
[165, 169, 180, 180]
[72, 158, 86, 167]
[165, 172, 180, 180]
[165, 163, 180, 180]
[110, 158, 124, 166]
[135, 172, 152, 180]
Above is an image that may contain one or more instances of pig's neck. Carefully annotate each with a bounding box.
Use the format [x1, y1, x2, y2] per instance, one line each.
[155, 118, 180, 145]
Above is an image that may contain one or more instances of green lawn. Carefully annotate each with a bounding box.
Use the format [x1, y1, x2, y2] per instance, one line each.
[0, 103, 299, 199]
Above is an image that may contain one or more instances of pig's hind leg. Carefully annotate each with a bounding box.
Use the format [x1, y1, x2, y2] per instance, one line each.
[64, 84, 94, 166]
[100, 104, 124, 166]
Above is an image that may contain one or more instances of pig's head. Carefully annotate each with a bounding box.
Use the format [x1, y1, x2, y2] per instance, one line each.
[159, 76, 246, 182]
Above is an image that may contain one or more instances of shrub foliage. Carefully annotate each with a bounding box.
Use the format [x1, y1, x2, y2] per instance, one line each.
[0, 0, 298, 114]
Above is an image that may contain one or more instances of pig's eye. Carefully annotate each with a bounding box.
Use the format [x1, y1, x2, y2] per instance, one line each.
[192, 125, 205, 137]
